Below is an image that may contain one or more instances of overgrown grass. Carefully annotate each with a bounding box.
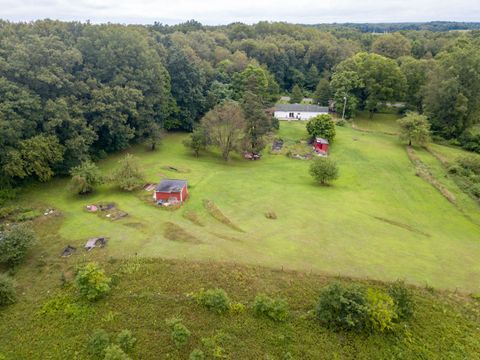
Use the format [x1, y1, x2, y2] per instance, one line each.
[202, 199, 243, 232]
[1, 259, 479, 359]
[164, 222, 202, 244]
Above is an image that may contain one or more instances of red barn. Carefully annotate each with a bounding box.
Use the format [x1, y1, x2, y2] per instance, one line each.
[153, 179, 188, 203]
[314, 137, 329, 155]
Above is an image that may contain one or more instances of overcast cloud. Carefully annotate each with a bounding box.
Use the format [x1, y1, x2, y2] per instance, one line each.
[1, 0, 479, 25]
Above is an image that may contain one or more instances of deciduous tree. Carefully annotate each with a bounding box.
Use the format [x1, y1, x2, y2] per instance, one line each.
[290, 84, 303, 104]
[201, 101, 246, 161]
[111, 154, 145, 191]
[69, 160, 103, 195]
[398, 112, 431, 146]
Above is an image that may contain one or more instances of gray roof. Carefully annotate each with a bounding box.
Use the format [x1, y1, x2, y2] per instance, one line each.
[315, 137, 329, 144]
[274, 103, 329, 113]
[156, 179, 187, 193]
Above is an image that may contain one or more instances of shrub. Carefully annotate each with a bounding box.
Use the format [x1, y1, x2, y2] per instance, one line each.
[103, 344, 131, 360]
[309, 157, 339, 185]
[0, 274, 16, 307]
[264, 211, 277, 220]
[457, 155, 480, 175]
[0, 186, 17, 206]
[171, 322, 191, 347]
[194, 288, 231, 314]
[315, 283, 368, 331]
[189, 349, 205, 360]
[87, 329, 110, 359]
[253, 294, 289, 322]
[460, 126, 480, 153]
[0, 224, 36, 267]
[336, 119, 346, 127]
[230, 302, 246, 314]
[306, 114, 336, 142]
[388, 280, 415, 319]
[74, 263, 111, 301]
[116, 329, 136, 354]
[365, 288, 397, 332]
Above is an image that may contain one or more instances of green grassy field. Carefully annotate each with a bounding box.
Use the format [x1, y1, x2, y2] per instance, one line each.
[15, 112, 480, 293]
[2, 111, 480, 359]
[1, 258, 480, 359]
[352, 110, 401, 134]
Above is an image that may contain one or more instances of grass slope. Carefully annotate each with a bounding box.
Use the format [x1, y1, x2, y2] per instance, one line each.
[1, 257, 479, 359]
[16, 113, 480, 292]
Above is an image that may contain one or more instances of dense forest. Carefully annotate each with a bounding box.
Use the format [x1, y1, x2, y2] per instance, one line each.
[1, 19, 480, 191]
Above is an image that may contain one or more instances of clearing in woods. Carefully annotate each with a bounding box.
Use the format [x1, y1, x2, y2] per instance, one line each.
[19, 112, 480, 292]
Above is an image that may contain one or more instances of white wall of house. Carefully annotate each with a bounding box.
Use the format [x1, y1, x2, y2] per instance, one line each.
[274, 110, 327, 120]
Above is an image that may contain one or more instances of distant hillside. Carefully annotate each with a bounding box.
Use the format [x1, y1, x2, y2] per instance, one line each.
[311, 21, 480, 32]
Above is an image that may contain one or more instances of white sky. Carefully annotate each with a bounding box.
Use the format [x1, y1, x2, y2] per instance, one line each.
[0, 0, 479, 25]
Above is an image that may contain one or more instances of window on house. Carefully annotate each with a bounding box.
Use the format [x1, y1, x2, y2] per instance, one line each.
[289, 112, 294, 118]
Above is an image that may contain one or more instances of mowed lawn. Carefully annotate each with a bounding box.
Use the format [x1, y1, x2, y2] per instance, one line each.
[22, 116, 480, 292]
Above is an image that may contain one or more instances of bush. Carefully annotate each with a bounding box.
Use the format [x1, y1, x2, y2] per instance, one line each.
[306, 114, 336, 142]
[230, 302, 246, 314]
[88, 329, 110, 359]
[189, 349, 205, 360]
[193, 288, 231, 314]
[0, 186, 17, 206]
[171, 322, 191, 347]
[116, 330, 136, 354]
[460, 126, 480, 153]
[104, 344, 131, 360]
[336, 119, 346, 127]
[0, 274, 16, 307]
[365, 289, 397, 332]
[253, 294, 289, 322]
[74, 263, 111, 301]
[388, 280, 415, 320]
[0, 224, 36, 267]
[309, 157, 339, 185]
[457, 155, 480, 175]
[315, 283, 368, 331]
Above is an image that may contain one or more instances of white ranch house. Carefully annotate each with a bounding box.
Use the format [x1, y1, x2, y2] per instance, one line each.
[274, 104, 329, 121]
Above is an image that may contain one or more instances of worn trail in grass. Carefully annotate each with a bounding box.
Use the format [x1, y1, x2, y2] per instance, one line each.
[21, 114, 480, 292]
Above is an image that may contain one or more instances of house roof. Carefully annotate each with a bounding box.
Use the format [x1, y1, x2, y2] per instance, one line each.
[156, 179, 187, 193]
[315, 137, 329, 144]
[274, 103, 329, 113]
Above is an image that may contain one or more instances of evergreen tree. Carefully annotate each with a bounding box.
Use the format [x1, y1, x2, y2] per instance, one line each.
[290, 84, 303, 104]
[313, 79, 332, 106]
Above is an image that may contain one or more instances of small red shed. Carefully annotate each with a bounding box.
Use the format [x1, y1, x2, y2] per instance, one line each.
[153, 179, 188, 203]
[314, 137, 329, 155]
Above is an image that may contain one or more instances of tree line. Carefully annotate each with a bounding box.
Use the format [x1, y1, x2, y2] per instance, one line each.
[1, 19, 480, 191]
